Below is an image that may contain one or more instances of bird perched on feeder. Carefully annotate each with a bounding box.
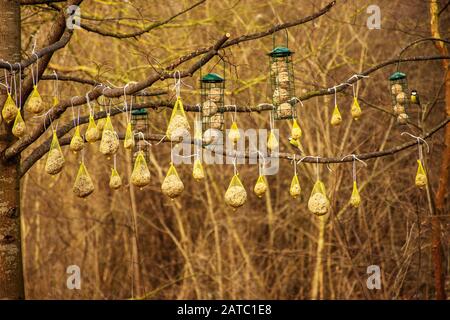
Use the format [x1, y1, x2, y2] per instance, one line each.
[289, 137, 304, 154]
[411, 90, 420, 105]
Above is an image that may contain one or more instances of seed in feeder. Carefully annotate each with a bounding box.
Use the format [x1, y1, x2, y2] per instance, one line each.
[124, 138, 135, 150]
[290, 183, 301, 198]
[208, 87, 222, 102]
[161, 174, 184, 198]
[278, 71, 290, 83]
[331, 106, 342, 126]
[351, 99, 362, 120]
[228, 123, 240, 144]
[167, 114, 190, 141]
[45, 148, 65, 175]
[278, 102, 293, 118]
[109, 173, 122, 190]
[254, 181, 267, 198]
[131, 162, 151, 188]
[2, 96, 18, 123]
[397, 113, 409, 125]
[73, 174, 95, 198]
[396, 92, 407, 104]
[85, 127, 99, 142]
[391, 83, 403, 95]
[99, 130, 119, 156]
[225, 185, 247, 208]
[202, 100, 218, 116]
[271, 60, 288, 73]
[193, 166, 205, 181]
[209, 114, 223, 130]
[415, 173, 427, 188]
[26, 94, 43, 114]
[291, 120, 302, 140]
[203, 128, 221, 145]
[267, 131, 279, 152]
[12, 117, 26, 138]
[70, 135, 84, 152]
[308, 192, 330, 215]
[393, 104, 405, 115]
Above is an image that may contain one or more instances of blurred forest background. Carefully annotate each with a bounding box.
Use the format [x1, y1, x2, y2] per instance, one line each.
[14, 0, 449, 299]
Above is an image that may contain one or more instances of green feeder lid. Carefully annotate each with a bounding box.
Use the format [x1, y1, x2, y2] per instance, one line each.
[201, 73, 224, 83]
[389, 71, 407, 81]
[268, 46, 293, 57]
[131, 108, 148, 115]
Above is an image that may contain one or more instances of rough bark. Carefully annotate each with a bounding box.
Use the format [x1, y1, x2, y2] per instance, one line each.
[429, 0, 448, 301]
[0, 0, 24, 300]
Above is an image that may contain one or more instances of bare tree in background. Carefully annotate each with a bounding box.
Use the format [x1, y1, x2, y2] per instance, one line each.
[0, 0, 448, 300]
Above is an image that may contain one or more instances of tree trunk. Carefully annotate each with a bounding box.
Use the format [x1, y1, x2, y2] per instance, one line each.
[429, 0, 448, 301]
[0, 0, 24, 300]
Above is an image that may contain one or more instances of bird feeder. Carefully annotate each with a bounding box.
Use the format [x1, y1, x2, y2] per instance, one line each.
[131, 108, 150, 162]
[269, 35, 296, 120]
[200, 72, 225, 144]
[389, 71, 409, 124]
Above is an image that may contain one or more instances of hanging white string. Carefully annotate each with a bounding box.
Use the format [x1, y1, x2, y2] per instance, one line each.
[292, 154, 297, 176]
[332, 86, 338, 107]
[31, 53, 39, 87]
[53, 70, 59, 100]
[171, 70, 192, 99]
[0, 63, 10, 92]
[16, 63, 22, 110]
[401, 132, 430, 161]
[113, 153, 117, 170]
[232, 154, 238, 176]
[85, 92, 93, 117]
[341, 154, 368, 182]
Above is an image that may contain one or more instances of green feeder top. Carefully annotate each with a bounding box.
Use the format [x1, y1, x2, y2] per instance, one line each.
[201, 73, 224, 83]
[268, 46, 293, 57]
[131, 108, 148, 115]
[389, 71, 407, 81]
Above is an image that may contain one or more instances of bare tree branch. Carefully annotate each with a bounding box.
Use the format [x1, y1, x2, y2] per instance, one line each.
[19, 116, 449, 177]
[80, 0, 207, 39]
[3, 33, 231, 160]
[20, 0, 66, 4]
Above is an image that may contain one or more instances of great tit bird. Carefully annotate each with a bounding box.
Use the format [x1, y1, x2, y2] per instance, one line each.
[411, 90, 420, 105]
[289, 137, 304, 154]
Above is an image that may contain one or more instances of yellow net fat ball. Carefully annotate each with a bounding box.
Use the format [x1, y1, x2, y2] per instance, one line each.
[289, 174, 301, 198]
[161, 163, 184, 199]
[330, 105, 342, 126]
[267, 130, 279, 152]
[192, 159, 205, 181]
[308, 180, 330, 216]
[415, 160, 427, 189]
[225, 174, 247, 209]
[45, 131, 65, 175]
[2, 93, 19, 123]
[166, 98, 190, 141]
[124, 122, 135, 149]
[228, 121, 240, 144]
[291, 119, 302, 139]
[70, 126, 84, 152]
[99, 115, 119, 157]
[253, 175, 268, 198]
[109, 168, 122, 190]
[26, 86, 44, 114]
[85, 115, 99, 143]
[351, 98, 362, 120]
[349, 181, 361, 208]
[73, 162, 95, 198]
[131, 151, 151, 188]
[12, 111, 26, 138]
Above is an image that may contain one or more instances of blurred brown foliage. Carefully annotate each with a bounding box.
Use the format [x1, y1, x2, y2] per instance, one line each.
[19, 0, 449, 299]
